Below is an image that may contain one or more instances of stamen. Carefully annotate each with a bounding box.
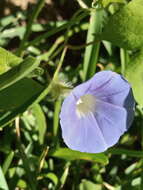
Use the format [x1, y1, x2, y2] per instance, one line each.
[76, 94, 96, 118]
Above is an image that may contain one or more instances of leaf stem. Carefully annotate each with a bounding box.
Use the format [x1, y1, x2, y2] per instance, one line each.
[120, 48, 128, 75]
[53, 99, 62, 147]
[53, 47, 67, 81]
[35, 47, 67, 104]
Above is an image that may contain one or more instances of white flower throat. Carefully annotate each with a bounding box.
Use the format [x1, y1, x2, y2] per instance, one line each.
[76, 94, 96, 118]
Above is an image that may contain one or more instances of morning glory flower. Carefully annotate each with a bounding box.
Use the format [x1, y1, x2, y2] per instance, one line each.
[60, 71, 135, 153]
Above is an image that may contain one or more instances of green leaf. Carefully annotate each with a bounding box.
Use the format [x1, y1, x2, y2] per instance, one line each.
[17, 179, 27, 189]
[0, 24, 45, 40]
[108, 148, 143, 157]
[0, 47, 22, 75]
[101, 0, 143, 50]
[0, 56, 39, 91]
[0, 78, 44, 128]
[2, 151, 14, 175]
[125, 49, 143, 106]
[102, 0, 126, 7]
[0, 27, 25, 40]
[46, 173, 58, 186]
[32, 104, 47, 144]
[50, 148, 108, 165]
[79, 180, 102, 190]
[0, 15, 15, 27]
[0, 166, 9, 190]
[83, 8, 105, 80]
[60, 162, 70, 187]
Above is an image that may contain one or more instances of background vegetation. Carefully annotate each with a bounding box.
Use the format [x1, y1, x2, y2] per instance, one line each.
[0, 0, 143, 189]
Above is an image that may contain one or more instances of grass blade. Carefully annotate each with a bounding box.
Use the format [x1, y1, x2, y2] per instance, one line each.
[83, 8, 104, 81]
[0, 166, 9, 190]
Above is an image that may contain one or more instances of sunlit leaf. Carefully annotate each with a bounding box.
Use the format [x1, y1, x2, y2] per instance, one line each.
[102, 0, 126, 7]
[79, 179, 102, 190]
[32, 104, 47, 144]
[0, 47, 22, 75]
[50, 148, 108, 165]
[0, 166, 9, 190]
[0, 56, 39, 91]
[2, 151, 14, 175]
[102, 0, 143, 50]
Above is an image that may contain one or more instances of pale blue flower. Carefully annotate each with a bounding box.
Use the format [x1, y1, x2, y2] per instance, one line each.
[60, 71, 135, 153]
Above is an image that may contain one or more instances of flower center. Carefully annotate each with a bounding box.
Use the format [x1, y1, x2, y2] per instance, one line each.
[76, 94, 96, 117]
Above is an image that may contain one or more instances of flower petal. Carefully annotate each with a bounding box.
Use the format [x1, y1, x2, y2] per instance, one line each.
[73, 71, 133, 108]
[95, 99, 127, 147]
[72, 71, 113, 99]
[123, 89, 135, 128]
[60, 94, 108, 153]
[89, 71, 130, 106]
[60, 71, 135, 153]
[88, 71, 135, 128]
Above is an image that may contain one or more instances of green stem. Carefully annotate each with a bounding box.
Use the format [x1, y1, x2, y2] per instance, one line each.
[67, 39, 99, 50]
[35, 83, 52, 104]
[37, 37, 63, 62]
[53, 99, 62, 137]
[83, 7, 104, 81]
[25, 10, 89, 48]
[53, 47, 67, 80]
[63, 9, 85, 45]
[35, 48, 67, 104]
[37, 23, 89, 62]
[17, 0, 45, 56]
[76, 0, 88, 8]
[53, 99, 62, 147]
[120, 48, 128, 75]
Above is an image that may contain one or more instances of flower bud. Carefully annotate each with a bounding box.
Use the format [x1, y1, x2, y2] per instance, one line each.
[51, 78, 73, 99]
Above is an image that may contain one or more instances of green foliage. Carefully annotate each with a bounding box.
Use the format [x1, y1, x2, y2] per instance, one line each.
[126, 49, 143, 106]
[0, 56, 39, 91]
[102, 0, 126, 7]
[0, 0, 143, 189]
[0, 78, 44, 127]
[31, 104, 47, 144]
[83, 8, 105, 80]
[51, 148, 108, 164]
[0, 47, 22, 75]
[0, 166, 9, 190]
[2, 151, 14, 175]
[79, 179, 102, 190]
[101, 0, 143, 50]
